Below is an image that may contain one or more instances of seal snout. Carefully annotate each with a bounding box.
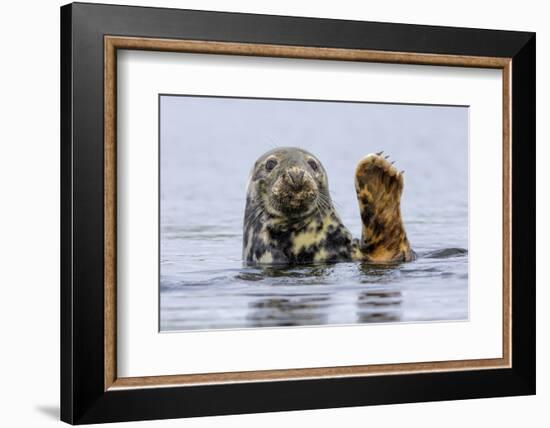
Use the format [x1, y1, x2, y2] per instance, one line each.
[269, 164, 318, 215]
[286, 167, 306, 190]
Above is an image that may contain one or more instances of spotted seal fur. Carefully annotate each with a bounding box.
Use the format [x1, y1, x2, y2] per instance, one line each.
[243, 147, 414, 265]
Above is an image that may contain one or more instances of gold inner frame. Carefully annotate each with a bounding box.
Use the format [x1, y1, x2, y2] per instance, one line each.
[104, 35, 512, 391]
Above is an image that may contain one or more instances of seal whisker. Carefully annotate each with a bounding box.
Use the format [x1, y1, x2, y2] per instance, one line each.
[321, 195, 340, 211]
[315, 200, 324, 218]
[266, 136, 279, 150]
[318, 193, 336, 209]
[319, 201, 332, 218]
[244, 203, 263, 219]
[315, 194, 333, 218]
[245, 205, 266, 227]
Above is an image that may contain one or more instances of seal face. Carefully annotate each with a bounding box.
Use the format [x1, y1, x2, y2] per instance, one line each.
[243, 147, 414, 265]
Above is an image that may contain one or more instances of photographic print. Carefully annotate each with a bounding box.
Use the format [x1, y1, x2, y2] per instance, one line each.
[159, 95, 469, 332]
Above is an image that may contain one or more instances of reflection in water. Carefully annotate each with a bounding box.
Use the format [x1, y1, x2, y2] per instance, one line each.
[247, 294, 330, 327]
[356, 289, 402, 323]
[244, 265, 332, 327]
[353, 263, 403, 323]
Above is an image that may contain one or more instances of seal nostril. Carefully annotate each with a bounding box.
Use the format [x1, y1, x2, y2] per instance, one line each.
[287, 169, 305, 189]
[286, 172, 295, 186]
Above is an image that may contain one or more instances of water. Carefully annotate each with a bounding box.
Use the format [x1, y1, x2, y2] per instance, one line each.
[160, 95, 469, 332]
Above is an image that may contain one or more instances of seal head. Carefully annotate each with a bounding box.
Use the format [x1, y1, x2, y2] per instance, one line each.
[252, 147, 328, 219]
[243, 147, 356, 265]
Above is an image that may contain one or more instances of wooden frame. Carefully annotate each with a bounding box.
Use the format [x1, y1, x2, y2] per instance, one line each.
[104, 36, 512, 390]
[62, 2, 535, 424]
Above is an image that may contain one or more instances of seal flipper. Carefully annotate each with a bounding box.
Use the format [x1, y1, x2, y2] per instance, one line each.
[354, 153, 414, 262]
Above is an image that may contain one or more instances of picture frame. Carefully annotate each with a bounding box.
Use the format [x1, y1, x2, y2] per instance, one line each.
[60, 2, 535, 424]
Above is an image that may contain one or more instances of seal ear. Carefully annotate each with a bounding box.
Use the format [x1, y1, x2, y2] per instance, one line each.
[354, 153, 414, 262]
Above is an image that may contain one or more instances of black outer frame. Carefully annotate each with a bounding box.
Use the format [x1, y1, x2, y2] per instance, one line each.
[60, 2, 535, 424]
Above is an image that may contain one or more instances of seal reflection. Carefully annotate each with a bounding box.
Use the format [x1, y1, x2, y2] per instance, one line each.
[243, 264, 333, 327]
[355, 262, 403, 323]
[356, 289, 402, 323]
[246, 294, 331, 328]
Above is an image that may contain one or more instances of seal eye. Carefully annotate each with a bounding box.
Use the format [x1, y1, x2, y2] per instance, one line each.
[265, 159, 277, 171]
[308, 159, 319, 172]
